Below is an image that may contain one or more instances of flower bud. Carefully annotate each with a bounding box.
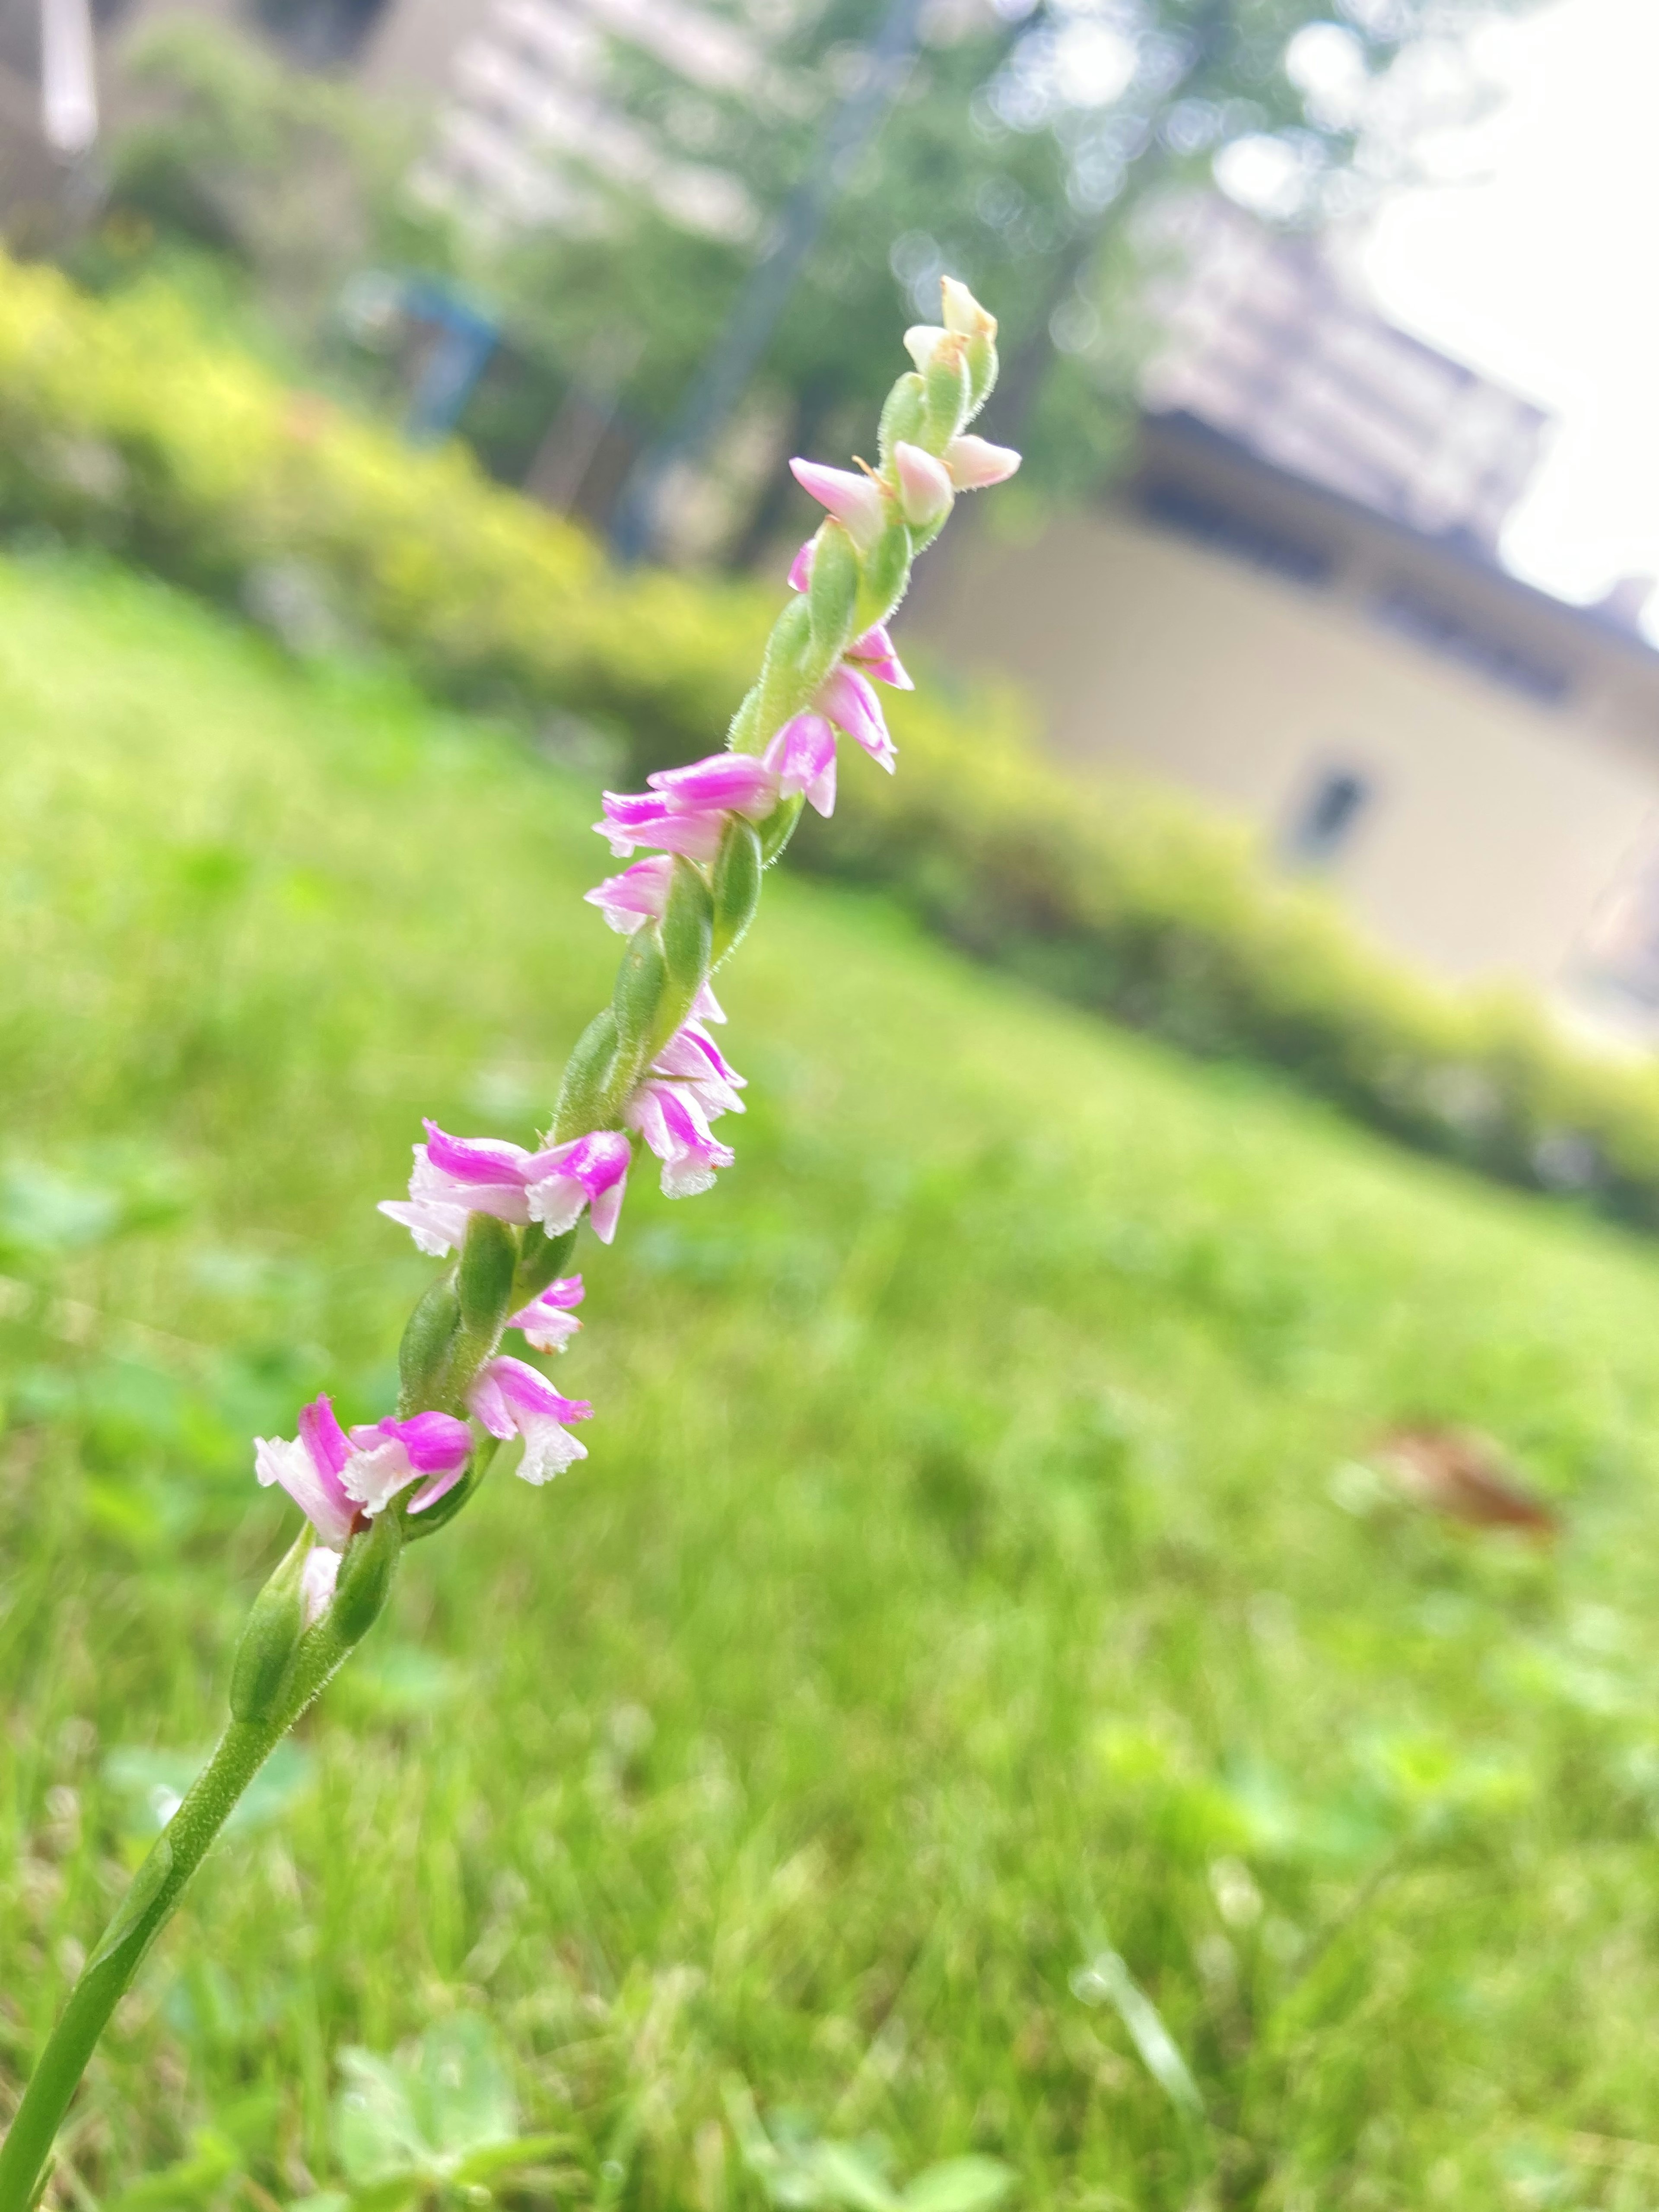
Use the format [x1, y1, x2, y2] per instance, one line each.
[940, 276, 996, 342]
[712, 816, 764, 963]
[922, 334, 972, 451]
[939, 279, 998, 416]
[789, 459, 888, 553]
[893, 441, 953, 528]
[944, 434, 1021, 490]
[228, 1527, 312, 1723]
[457, 1211, 518, 1340]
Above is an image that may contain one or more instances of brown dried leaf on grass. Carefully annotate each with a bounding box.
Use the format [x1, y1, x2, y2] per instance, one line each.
[1369, 1425, 1560, 1541]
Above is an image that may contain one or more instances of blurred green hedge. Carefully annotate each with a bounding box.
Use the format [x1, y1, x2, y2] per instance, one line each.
[7, 248, 1659, 1230]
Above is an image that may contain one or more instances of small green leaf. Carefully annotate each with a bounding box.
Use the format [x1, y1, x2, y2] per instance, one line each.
[411, 2013, 519, 2158]
[334, 2050, 429, 2187]
[899, 2158, 1016, 2212]
[451, 2133, 573, 2185]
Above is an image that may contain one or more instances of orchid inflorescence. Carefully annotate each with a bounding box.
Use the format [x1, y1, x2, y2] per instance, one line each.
[0, 278, 1018, 2212]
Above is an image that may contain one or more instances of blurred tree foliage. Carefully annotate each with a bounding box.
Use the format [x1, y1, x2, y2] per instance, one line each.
[86, 0, 1528, 550]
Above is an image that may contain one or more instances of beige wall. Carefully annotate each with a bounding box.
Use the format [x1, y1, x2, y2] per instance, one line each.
[921, 504, 1659, 1017]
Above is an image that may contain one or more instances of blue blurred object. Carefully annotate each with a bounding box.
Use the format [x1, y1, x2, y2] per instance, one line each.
[400, 281, 499, 444]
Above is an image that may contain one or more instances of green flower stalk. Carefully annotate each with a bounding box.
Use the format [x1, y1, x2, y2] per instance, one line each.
[0, 276, 1019, 2212]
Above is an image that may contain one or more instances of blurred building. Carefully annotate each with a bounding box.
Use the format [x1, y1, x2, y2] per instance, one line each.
[923, 198, 1659, 1041]
[0, 0, 786, 242]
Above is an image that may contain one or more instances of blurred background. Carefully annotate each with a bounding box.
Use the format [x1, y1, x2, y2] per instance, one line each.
[17, 0, 1659, 2204]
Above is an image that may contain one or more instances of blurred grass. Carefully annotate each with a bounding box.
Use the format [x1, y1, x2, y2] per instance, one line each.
[8, 550, 1659, 2209]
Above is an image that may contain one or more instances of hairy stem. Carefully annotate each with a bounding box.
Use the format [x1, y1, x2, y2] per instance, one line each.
[0, 1583, 379, 2212]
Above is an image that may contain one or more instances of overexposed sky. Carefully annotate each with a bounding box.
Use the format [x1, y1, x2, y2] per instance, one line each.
[1358, 0, 1659, 611]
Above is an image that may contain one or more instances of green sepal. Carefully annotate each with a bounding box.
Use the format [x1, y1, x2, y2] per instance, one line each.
[402, 1437, 496, 1541]
[652, 856, 714, 1052]
[712, 817, 764, 963]
[963, 335, 996, 419]
[753, 595, 817, 737]
[457, 1211, 518, 1340]
[855, 520, 911, 635]
[332, 1509, 404, 1646]
[227, 1525, 312, 1724]
[397, 1272, 461, 1417]
[806, 521, 858, 664]
[515, 1223, 577, 1303]
[922, 337, 971, 451]
[760, 793, 805, 866]
[727, 680, 766, 756]
[610, 931, 668, 1069]
[552, 1008, 623, 1141]
[877, 372, 927, 467]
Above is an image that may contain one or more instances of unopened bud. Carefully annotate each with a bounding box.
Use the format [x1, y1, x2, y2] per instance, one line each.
[893, 441, 953, 528]
[944, 434, 1021, 490]
[939, 277, 998, 416]
[922, 335, 972, 451]
[940, 276, 996, 342]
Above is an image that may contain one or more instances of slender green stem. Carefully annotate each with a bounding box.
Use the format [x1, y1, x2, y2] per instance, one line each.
[0, 1575, 377, 2212]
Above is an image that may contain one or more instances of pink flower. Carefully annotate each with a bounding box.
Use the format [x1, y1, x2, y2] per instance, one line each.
[944, 435, 1020, 489]
[893, 440, 953, 528]
[652, 1019, 746, 1112]
[254, 1393, 358, 1549]
[596, 752, 782, 860]
[787, 537, 816, 589]
[340, 1409, 475, 1518]
[789, 459, 889, 552]
[585, 856, 674, 936]
[595, 790, 729, 863]
[509, 1274, 585, 1354]
[625, 1020, 745, 1199]
[470, 1356, 592, 1485]
[816, 665, 896, 773]
[648, 755, 779, 815]
[255, 1395, 474, 1535]
[763, 712, 837, 817]
[848, 623, 912, 691]
[521, 1131, 632, 1244]
[627, 1081, 736, 1199]
[381, 1123, 632, 1253]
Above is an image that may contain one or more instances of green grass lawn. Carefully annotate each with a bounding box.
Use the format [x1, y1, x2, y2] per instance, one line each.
[9, 552, 1659, 2212]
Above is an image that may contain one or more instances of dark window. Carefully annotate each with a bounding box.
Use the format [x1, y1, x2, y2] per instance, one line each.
[1136, 479, 1336, 587]
[1369, 581, 1572, 706]
[1284, 766, 1372, 867]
